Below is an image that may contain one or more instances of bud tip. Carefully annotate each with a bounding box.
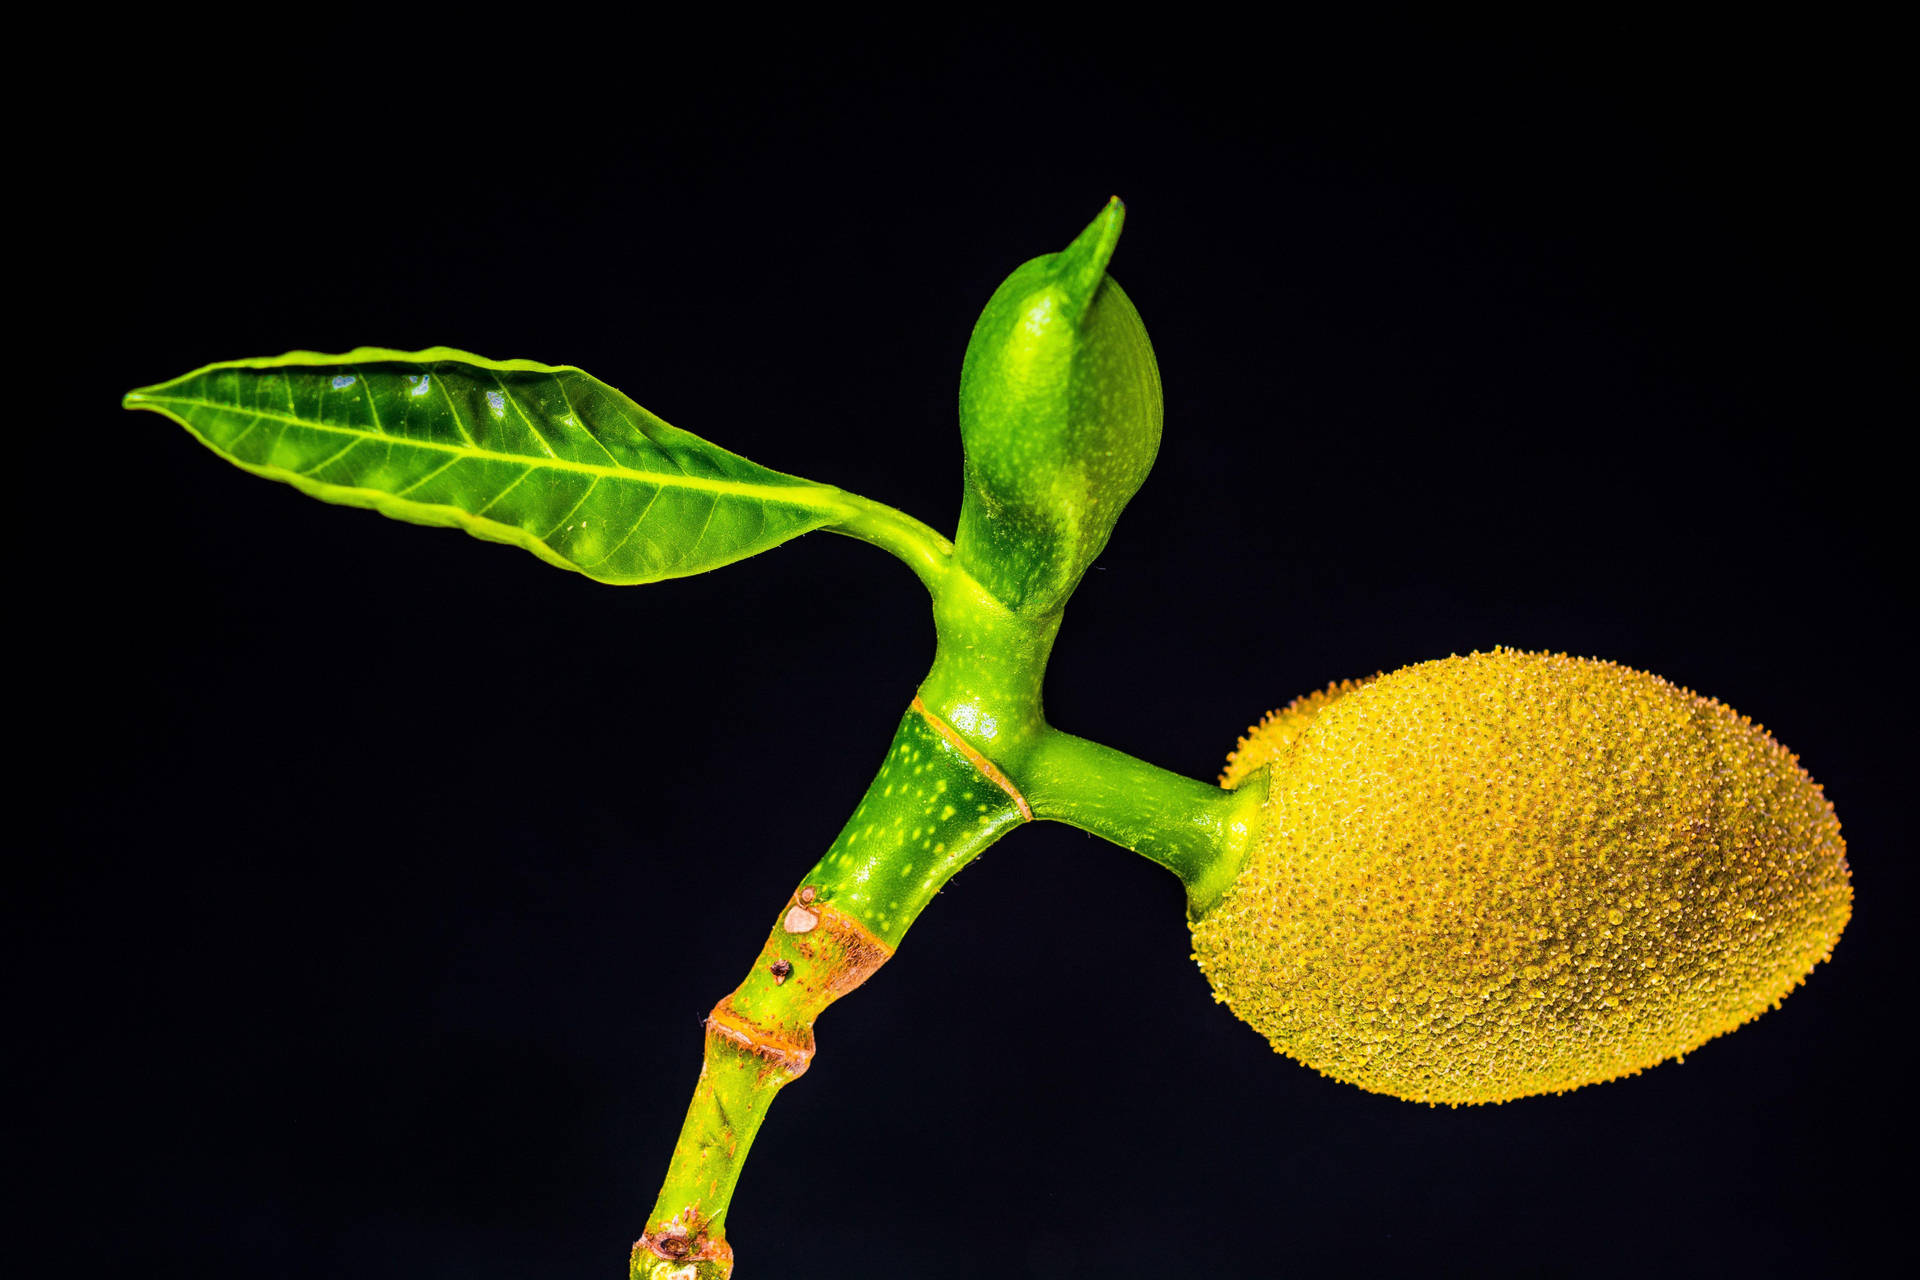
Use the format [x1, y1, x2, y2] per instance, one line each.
[1056, 196, 1127, 305]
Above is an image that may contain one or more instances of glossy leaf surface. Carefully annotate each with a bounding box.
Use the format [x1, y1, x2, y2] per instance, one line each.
[126, 348, 857, 584]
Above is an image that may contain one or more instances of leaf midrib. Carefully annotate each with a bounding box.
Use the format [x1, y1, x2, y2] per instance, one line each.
[138, 394, 849, 509]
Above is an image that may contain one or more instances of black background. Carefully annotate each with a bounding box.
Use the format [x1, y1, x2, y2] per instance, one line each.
[31, 17, 1908, 1279]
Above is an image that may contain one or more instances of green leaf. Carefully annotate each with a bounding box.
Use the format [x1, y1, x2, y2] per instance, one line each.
[124, 347, 861, 584]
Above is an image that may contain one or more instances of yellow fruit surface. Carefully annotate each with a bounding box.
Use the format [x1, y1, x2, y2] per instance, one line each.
[1191, 649, 1851, 1105]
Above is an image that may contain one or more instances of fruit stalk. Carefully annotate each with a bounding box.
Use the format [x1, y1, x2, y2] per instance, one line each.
[1021, 730, 1264, 915]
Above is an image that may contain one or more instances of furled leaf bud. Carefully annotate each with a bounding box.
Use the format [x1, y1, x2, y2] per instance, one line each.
[954, 198, 1163, 611]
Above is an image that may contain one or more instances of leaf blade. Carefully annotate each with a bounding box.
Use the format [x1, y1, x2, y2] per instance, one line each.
[125, 347, 856, 584]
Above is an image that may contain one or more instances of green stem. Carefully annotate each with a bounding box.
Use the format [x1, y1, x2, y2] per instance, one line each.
[916, 580, 1063, 770]
[636, 565, 1264, 1277]
[1022, 731, 1263, 915]
[632, 702, 1029, 1280]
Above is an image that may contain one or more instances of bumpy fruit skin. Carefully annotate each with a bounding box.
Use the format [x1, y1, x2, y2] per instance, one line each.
[1191, 649, 1851, 1106]
[1218, 678, 1374, 781]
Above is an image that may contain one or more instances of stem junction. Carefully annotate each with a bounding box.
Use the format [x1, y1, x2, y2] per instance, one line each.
[636, 548, 1256, 1280]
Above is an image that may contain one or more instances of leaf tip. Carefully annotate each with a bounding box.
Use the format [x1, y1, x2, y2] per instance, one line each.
[122, 386, 158, 411]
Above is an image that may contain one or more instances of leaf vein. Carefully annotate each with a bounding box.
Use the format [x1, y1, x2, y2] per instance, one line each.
[472, 466, 537, 518]
[665, 494, 723, 571]
[434, 367, 480, 448]
[488, 370, 557, 459]
[541, 476, 602, 543]
[355, 364, 385, 436]
[299, 436, 365, 478]
[580, 484, 665, 571]
[392, 455, 462, 498]
[148, 395, 845, 507]
[551, 372, 621, 466]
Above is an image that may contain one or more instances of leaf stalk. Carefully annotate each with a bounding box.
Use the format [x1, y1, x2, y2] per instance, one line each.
[829, 493, 955, 596]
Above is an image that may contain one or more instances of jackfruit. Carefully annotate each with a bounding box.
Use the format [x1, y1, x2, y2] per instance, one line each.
[1190, 648, 1850, 1105]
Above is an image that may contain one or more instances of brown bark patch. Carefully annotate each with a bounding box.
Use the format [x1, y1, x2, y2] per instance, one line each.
[636, 1205, 735, 1273]
[810, 903, 892, 998]
[706, 1003, 815, 1078]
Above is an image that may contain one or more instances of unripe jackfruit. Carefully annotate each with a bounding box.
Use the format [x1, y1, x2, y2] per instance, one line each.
[1191, 649, 1850, 1106]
